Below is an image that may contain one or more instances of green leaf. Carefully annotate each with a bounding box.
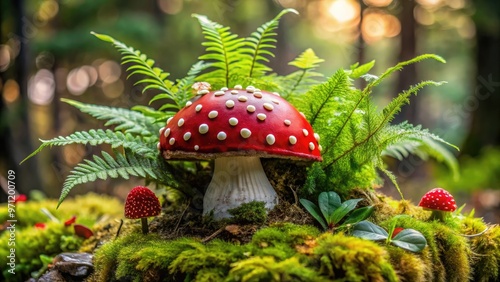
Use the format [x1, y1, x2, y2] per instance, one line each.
[288, 48, 324, 70]
[391, 229, 427, 252]
[318, 191, 341, 221]
[299, 198, 327, 230]
[329, 198, 362, 224]
[343, 206, 374, 225]
[349, 60, 375, 79]
[351, 221, 388, 241]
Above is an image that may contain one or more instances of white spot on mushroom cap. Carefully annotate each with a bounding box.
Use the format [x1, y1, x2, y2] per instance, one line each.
[238, 96, 248, 102]
[257, 113, 266, 121]
[240, 128, 251, 138]
[208, 110, 218, 119]
[253, 92, 262, 98]
[225, 100, 235, 108]
[185, 101, 192, 107]
[289, 136, 297, 145]
[318, 144, 323, 151]
[183, 132, 191, 141]
[271, 99, 280, 105]
[195, 104, 203, 112]
[231, 90, 238, 94]
[309, 142, 315, 150]
[194, 145, 199, 151]
[234, 85, 243, 90]
[178, 118, 185, 127]
[217, 131, 227, 140]
[314, 133, 320, 142]
[214, 90, 225, 96]
[247, 105, 256, 113]
[266, 134, 276, 145]
[299, 112, 306, 118]
[303, 129, 309, 136]
[229, 117, 238, 126]
[221, 87, 228, 91]
[167, 117, 173, 125]
[246, 85, 255, 93]
[263, 103, 274, 111]
[284, 119, 291, 126]
[198, 89, 209, 95]
[169, 138, 176, 145]
[164, 128, 171, 138]
[156, 142, 161, 150]
[159, 127, 165, 134]
[272, 92, 280, 96]
[199, 124, 209, 134]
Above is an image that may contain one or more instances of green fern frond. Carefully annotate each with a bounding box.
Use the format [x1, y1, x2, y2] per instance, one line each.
[61, 98, 160, 135]
[32, 129, 157, 159]
[242, 8, 298, 78]
[363, 54, 445, 95]
[283, 48, 324, 99]
[91, 32, 180, 110]
[58, 151, 161, 207]
[193, 14, 245, 87]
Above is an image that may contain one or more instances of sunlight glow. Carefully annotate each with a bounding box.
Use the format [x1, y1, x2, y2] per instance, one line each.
[328, 0, 360, 23]
[28, 69, 55, 105]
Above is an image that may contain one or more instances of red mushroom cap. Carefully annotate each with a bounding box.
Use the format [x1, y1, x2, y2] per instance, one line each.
[64, 215, 77, 226]
[158, 86, 322, 161]
[74, 224, 94, 239]
[124, 186, 161, 219]
[418, 188, 457, 212]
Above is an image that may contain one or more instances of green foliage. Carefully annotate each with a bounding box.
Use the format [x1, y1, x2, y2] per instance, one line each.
[296, 55, 458, 199]
[228, 201, 268, 225]
[352, 220, 428, 253]
[299, 191, 373, 231]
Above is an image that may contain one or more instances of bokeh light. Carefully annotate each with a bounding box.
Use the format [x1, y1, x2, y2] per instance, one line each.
[328, 0, 360, 24]
[67, 67, 90, 95]
[361, 10, 401, 43]
[158, 0, 183, 15]
[2, 79, 20, 104]
[0, 45, 12, 72]
[98, 60, 121, 84]
[28, 69, 55, 105]
[363, 0, 393, 8]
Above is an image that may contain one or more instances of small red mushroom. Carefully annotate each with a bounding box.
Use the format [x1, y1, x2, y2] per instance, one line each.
[74, 224, 94, 239]
[124, 186, 161, 234]
[418, 188, 457, 221]
[158, 85, 322, 219]
[64, 215, 77, 227]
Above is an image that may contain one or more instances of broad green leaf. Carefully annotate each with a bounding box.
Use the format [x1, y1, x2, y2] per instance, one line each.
[391, 229, 427, 252]
[343, 206, 374, 225]
[349, 60, 375, 79]
[318, 191, 341, 220]
[351, 221, 388, 241]
[299, 199, 327, 230]
[329, 198, 362, 224]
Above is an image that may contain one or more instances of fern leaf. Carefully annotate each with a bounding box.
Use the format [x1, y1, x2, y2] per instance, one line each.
[283, 48, 324, 99]
[242, 8, 298, 77]
[61, 98, 160, 136]
[58, 151, 160, 207]
[91, 32, 181, 110]
[193, 14, 245, 87]
[37, 129, 157, 158]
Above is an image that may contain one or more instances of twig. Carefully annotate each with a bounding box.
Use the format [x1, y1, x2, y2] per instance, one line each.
[202, 226, 225, 243]
[174, 199, 190, 234]
[115, 219, 124, 239]
[462, 225, 493, 238]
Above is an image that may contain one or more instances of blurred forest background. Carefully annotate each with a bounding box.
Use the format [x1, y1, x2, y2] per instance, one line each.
[1, 0, 499, 222]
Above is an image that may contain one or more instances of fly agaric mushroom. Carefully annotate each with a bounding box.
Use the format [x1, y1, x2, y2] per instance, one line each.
[124, 186, 161, 234]
[418, 188, 457, 221]
[158, 85, 322, 219]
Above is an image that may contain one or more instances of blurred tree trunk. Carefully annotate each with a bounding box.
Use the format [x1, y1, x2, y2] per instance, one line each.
[462, 0, 500, 156]
[393, 0, 418, 124]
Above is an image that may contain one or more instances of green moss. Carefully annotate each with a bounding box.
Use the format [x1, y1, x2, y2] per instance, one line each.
[387, 245, 430, 281]
[228, 201, 267, 225]
[312, 233, 398, 281]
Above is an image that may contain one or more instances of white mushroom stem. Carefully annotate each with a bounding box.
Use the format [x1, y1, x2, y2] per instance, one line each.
[203, 156, 278, 219]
